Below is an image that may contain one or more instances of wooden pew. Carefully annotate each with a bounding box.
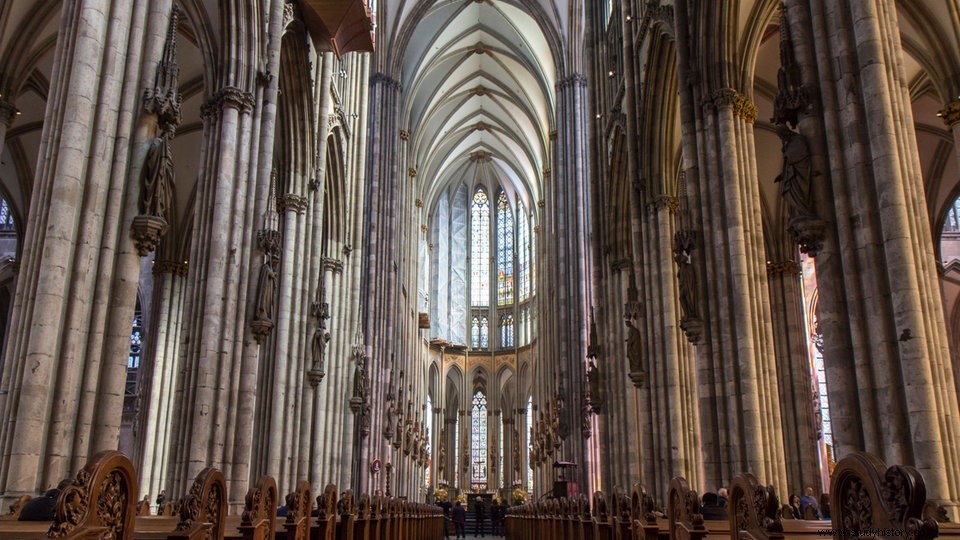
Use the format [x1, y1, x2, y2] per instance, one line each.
[612, 487, 631, 540]
[630, 484, 662, 540]
[352, 493, 373, 540]
[336, 490, 356, 540]
[168, 467, 228, 540]
[314, 484, 338, 540]
[829, 452, 939, 540]
[283, 481, 313, 540]
[0, 496, 29, 521]
[728, 473, 783, 540]
[595, 491, 615, 540]
[48, 449, 138, 539]
[238, 476, 277, 540]
[667, 477, 706, 540]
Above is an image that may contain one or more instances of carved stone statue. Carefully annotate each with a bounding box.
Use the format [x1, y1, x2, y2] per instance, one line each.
[776, 125, 825, 255]
[673, 230, 698, 320]
[255, 257, 277, 320]
[624, 317, 644, 379]
[353, 356, 368, 400]
[140, 136, 175, 221]
[776, 125, 815, 220]
[587, 360, 603, 413]
[383, 404, 395, 441]
[358, 402, 370, 438]
[310, 326, 330, 384]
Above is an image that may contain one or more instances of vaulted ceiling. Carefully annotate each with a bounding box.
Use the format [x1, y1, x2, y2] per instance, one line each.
[385, 0, 565, 212]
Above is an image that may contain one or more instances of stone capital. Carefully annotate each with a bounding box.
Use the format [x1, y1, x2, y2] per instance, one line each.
[939, 100, 960, 128]
[153, 259, 188, 276]
[0, 99, 19, 127]
[201, 86, 255, 119]
[766, 260, 801, 275]
[321, 257, 344, 274]
[705, 88, 757, 123]
[648, 195, 679, 214]
[277, 193, 308, 214]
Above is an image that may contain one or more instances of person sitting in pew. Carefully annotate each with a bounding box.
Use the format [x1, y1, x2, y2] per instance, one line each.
[789, 494, 802, 519]
[800, 487, 821, 519]
[819, 493, 830, 520]
[717, 487, 728, 508]
[18, 479, 71, 522]
[699, 492, 728, 520]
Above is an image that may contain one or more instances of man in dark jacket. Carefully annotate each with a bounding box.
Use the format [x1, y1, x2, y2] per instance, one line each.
[452, 501, 467, 539]
[474, 500, 485, 537]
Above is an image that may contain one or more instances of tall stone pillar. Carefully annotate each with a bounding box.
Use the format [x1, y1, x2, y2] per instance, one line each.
[673, 0, 789, 495]
[766, 261, 821, 493]
[542, 73, 592, 490]
[360, 71, 402, 494]
[0, 0, 174, 506]
[784, 0, 960, 511]
[168, 0, 285, 499]
[136, 260, 188, 500]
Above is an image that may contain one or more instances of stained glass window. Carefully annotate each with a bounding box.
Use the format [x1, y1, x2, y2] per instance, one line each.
[530, 215, 536, 297]
[127, 300, 144, 397]
[517, 201, 530, 300]
[454, 416, 460, 486]
[471, 317, 480, 348]
[471, 391, 488, 488]
[471, 189, 490, 306]
[480, 316, 489, 349]
[946, 196, 960, 233]
[425, 395, 433, 487]
[496, 191, 514, 306]
[498, 415, 504, 488]
[526, 396, 533, 492]
[500, 314, 514, 348]
[0, 198, 15, 233]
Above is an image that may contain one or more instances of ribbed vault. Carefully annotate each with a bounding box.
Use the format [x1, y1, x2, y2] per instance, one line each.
[397, 0, 558, 211]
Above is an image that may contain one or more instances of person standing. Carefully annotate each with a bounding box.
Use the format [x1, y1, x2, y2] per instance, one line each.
[453, 501, 467, 539]
[474, 500, 485, 537]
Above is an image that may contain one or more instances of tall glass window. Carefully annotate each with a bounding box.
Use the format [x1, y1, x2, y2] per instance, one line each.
[425, 396, 433, 487]
[526, 396, 533, 492]
[471, 391, 488, 489]
[497, 191, 514, 306]
[479, 316, 489, 349]
[500, 314, 514, 348]
[471, 189, 490, 306]
[471, 317, 480, 348]
[517, 201, 530, 300]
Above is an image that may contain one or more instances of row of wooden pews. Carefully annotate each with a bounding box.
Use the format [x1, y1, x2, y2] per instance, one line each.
[0, 450, 444, 539]
[507, 452, 957, 540]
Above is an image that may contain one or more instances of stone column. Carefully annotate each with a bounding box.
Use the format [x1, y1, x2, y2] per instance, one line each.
[542, 73, 592, 491]
[135, 260, 187, 501]
[784, 0, 960, 511]
[674, 0, 788, 494]
[766, 260, 821, 493]
[359, 71, 402, 493]
[0, 0, 174, 506]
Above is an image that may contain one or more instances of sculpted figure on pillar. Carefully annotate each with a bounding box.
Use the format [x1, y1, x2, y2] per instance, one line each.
[140, 136, 175, 221]
[624, 317, 644, 385]
[353, 355, 368, 400]
[776, 125, 825, 256]
[673, 229, 703, 343]
[383, 403, 395, 441]
[586, 359, 603, 413]
[133, 7, 182, 256]
[251, 230, 281, 341]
